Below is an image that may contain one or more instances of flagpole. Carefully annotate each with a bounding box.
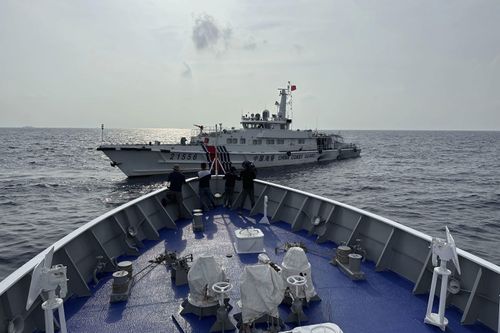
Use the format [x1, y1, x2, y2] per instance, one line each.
[215, 124, 218, 176]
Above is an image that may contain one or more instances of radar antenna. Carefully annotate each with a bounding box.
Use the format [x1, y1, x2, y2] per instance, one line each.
[26, 247, 68, 333]
[194, 124, 204, 135]
[424, 226, 461, 331]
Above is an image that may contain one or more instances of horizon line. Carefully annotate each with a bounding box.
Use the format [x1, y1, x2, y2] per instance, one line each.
[0, 126, 499, 132]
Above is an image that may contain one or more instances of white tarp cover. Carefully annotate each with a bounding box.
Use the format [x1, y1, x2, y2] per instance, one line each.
[240, 264, 286, 323]
[187, 255, 226, 306]
[281, 247, 317, 301]
[283, 323, 344, 333]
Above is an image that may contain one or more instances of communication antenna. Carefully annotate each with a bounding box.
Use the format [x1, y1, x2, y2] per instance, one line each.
[287, 81, 294, 129]
[259, 195, 270, 224]
[26, 247, 68, 333]
[101, 124, 104, 142]
[215, 124, 219, 175]
[424, 226, 461, 331]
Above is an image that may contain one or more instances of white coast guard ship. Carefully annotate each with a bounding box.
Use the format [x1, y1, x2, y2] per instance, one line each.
[98, 83, 360, 177]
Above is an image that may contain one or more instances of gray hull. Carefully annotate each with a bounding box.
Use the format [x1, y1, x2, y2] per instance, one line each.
[0, 176, 498, 332]
[98, 146, 361, 177]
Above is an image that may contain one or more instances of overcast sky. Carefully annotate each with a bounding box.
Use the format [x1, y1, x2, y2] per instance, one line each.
[1, 0, 499, 130]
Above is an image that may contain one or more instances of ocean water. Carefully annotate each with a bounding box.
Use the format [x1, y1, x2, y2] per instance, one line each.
[0, 128, 499, 280]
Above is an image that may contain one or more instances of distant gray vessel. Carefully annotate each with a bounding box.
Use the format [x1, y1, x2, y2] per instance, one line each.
[98, 83, 360, 177]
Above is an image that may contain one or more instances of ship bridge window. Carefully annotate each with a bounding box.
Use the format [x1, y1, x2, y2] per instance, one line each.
[252, 139, 262, 145]
[277, 139, 284, 144]
[240, 138, 246, 144]
[266, 139, 275, 144]
[298, 139, 305, 144]
[226, 138, 237, 144]
[226, 138, 232, 144]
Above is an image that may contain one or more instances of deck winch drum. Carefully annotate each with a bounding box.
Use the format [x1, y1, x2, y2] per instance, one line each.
[193, 212, 203, 229]
[117, 261, 133, 275]
[348, 254, 362, 273]
[112, 271, 130, 294]
[336, 246, 352, 264]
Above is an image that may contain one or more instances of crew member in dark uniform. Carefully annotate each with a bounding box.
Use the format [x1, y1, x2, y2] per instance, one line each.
[223, 167, 240, 208]
[198, 162, 215, 211]
[167, 164, 186, 219]
[238, 161, 256, 211]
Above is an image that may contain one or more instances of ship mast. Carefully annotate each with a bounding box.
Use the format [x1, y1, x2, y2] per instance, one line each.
[240, 82, 294, 130]
[277, 88, 288, 119]
[277, 81, 293, 120]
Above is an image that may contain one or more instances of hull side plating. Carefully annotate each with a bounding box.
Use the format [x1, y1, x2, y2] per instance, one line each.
[1, 176, 495, 333]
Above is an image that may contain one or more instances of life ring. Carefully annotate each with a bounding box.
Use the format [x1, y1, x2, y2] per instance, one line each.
[286, 151, 291, 157]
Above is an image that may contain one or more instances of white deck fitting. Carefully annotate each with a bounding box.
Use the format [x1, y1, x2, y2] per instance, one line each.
[234, 228, 266, 254]
[279, 322, 344, 333]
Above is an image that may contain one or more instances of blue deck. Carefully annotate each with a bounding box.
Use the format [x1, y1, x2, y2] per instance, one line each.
[64, 208, 493, 333]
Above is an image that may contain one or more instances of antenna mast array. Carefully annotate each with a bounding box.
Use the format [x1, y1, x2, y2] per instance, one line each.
[424, 227, 461, 331]
[26, 247, 68, 333]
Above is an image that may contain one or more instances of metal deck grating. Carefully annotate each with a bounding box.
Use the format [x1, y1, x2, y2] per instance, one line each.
[63, 207, 493, 333]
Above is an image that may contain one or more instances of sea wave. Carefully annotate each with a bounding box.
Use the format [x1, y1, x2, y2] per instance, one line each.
[1, 128, 500, 281]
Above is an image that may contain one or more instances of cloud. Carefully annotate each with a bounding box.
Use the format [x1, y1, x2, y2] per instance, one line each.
[247, 21, 282, 31]
[491, 53, 500, 66]
[242, 37, 257, 51]
[293, 44, 304, 55]
[181, 62, 192, 78]
[192, 14, 232, 51]
[191, 13, 265, 53]
[221, 26, 232, 48]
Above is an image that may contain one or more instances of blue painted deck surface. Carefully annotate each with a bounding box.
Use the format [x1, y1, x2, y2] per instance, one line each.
[64, 208, 493, 333]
